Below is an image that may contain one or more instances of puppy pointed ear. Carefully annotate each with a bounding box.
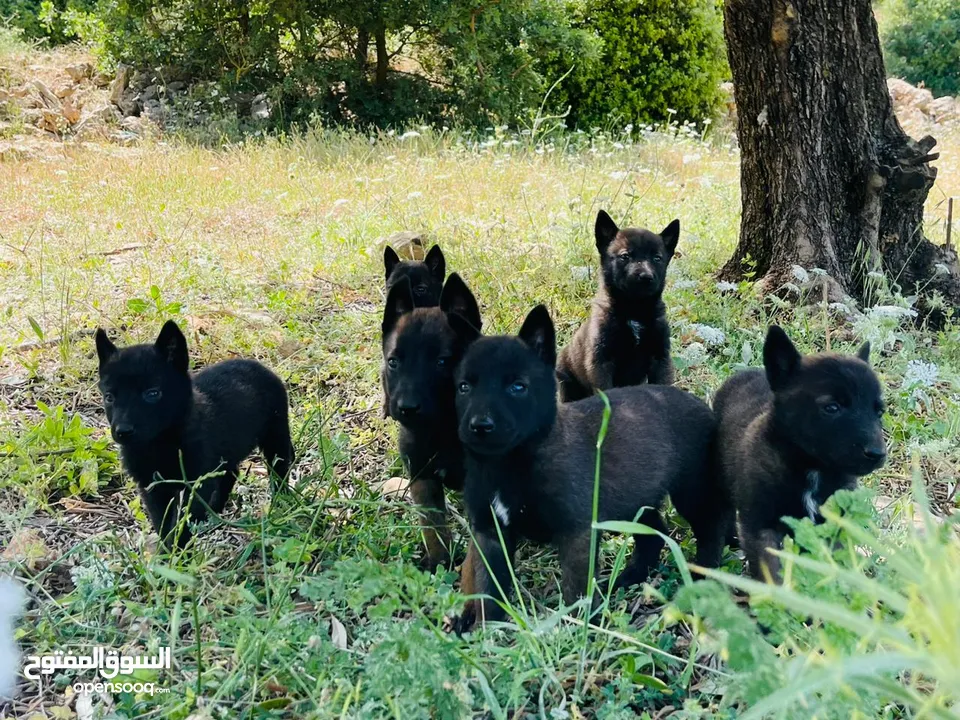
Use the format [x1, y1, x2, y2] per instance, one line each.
[660, 219, 680, 255]
[382, 275, 415, 337]
[155, 320, 189, 375]
[95, 329, 118, 370]
[763, 325, 801, 391]
[447, 312, 481, 345]
[440, 273, 482, 331]
[856, 341, 871, 364]
[595, 210, 619, 254]
[425, 245, 446, 283]
[384, 246, 401, 284]
[518, 305, 556, 368]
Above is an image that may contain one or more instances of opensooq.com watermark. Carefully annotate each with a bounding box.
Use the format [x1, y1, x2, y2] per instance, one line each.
[23, 646, 172, 696]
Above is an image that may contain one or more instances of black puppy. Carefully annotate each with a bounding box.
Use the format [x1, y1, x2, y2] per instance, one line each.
[382, 244, 446, 416]
[384, 244, 445, 307]
[96, 320, 294, 549]
[381, 273, 481, 572]
[452, 305, 726, 631]
[714, 326, 886, 581]
[556, 210, 679, 402]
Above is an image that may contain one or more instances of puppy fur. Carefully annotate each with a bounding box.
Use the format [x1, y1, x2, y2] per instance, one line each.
[384, 244, 446, 307]
[382, 244, 446, 416]
[556, 210, 679, 402]
[96, 320, 295, 548]
[714, 326, 887, 581]
[381, 273, 482, 572]
[452, 305, 726, 631]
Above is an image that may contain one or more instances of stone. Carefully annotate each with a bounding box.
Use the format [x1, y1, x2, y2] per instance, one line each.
[31, 80, 61, 110]
[887, 78, 933, 113]
[64, 62, 93, 83]
[120, 115, 157, 137]
[109, 63, 132, 107]
[141, 84, 158, 102]
[165, 80, 186, 93]
[61, 98, 81, 124]
[929, 95, 957, 123]
[92, 71, 112, 88]
[379, 230, 426, 260]
[250, 93, 271, 120]
[53, 81, 76, 99]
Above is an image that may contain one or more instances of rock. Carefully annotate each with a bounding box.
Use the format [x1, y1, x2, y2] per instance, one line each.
[109, 63, 132, 107]
[250, 93, 271, 120]
[61, 98, 81, 124]
[887, 78, 933, 113]
[141, 98, 166, 123]
[53, 81, 76, 100]
[74, 116, 108, 140]
[379, 231, 426, 260]
[141, 84, 158, 102]
[120, 115, 157, 137]
[85, 104, 122, 122]
[31, 80, 62, 110]
[1, 528, 54, 570]
[0, 88, 9, 104]
[37, 108, 65, 133]
[64, 62, 93, 83]
[92, 71, 112, 88]
[165, 80, 186, 93]
[117, 88, 140, 117]
[929, 95, 958, 123]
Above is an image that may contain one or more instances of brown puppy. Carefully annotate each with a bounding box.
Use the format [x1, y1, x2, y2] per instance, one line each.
[557, 210, 679, 402]
[714, 326, 887, 581]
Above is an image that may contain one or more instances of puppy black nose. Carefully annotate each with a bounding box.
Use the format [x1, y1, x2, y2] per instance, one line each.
[469, 416, 495, 435]
[863, 447, 887, 463]
[113, 425, 136, 442]
[398, 403, 421, 417]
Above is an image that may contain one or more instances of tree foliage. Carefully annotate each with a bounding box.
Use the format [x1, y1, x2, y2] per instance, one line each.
[883, 0, 960, 96]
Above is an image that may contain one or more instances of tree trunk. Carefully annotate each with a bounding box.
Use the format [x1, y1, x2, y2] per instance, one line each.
[375, 23, 389, 88]
[356, 28, 370, 70]
[721, 0, 960, 323]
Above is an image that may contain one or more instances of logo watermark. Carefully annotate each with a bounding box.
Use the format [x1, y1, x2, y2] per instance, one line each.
[24, 647, 172, 695]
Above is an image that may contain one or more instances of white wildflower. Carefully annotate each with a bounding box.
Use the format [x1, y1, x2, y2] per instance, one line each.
[716, 281, 737, 292]
[609, 171, 629, 180]
[791, 265, 810, 283]
[691, 324, 726, 347]
[902, 359, 939, 389]
[682, 153, 702, 165]
[682, 342, 708, 366]
[673, 279, 698, 290]
[809, 267, 827, 277]
[867, 270, 885, 281]
[399, 130, 421, 140]
[407, 192, 423, 200]
[333, 198, 349, 207]
[70, 557, 116, 593]
[869, 305, 917, 320]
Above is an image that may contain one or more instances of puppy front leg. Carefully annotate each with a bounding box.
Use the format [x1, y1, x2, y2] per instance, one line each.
[743, 526, 785, 583]
[454, 528, 516, 632]
[557, 531, 599, 608]
[647, 355, 675, 385]
[408, 476, 452, 573]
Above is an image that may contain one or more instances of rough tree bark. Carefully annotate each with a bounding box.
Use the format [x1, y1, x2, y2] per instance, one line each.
[356, 28, 370, 69]
[721, 0, 960, 322]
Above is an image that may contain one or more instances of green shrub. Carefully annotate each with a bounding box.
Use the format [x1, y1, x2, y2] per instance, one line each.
[0, 0, 96, 43]
[91, 0, 596, 129]
[884, 0, 960, 96]
[545, 0, 728, 128]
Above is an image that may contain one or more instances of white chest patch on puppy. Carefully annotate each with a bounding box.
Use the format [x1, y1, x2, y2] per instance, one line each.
[628, 320, 644, 343]
[491, 492, 510, 527]
[803, 470, 821, 521]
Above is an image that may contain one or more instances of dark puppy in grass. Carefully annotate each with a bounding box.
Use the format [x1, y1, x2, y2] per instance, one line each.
[556, 210, 679, 402]
[451, 305, 726, 632]
[96, 320, 294, 549]
[384, 244, 445, 307]
[382, 244, 446, 415]
[381, 272, 482, 572]
[714, 326, 886, 582]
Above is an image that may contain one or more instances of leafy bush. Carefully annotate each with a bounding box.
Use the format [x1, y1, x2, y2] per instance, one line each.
[545, 0, 728, 128]
[91, 0, 597, 128]
[0, 0, 96, 43]
[677, 479, 960, 716]
[884, 0, 960, 96]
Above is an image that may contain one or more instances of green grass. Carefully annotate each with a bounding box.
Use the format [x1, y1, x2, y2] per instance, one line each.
[1, 119, 959, 718]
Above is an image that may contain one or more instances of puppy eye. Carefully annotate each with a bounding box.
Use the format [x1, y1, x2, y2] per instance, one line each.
[103, 392, 115, 404]
[654, 255, 663, 262]
[437, 357, 450, 369]
[618, 252, 630, 262]
[143, 388, 162, 403]
[387, 357, 400, 370]
[508, 381, 527, 395]
[458, 381, 471, 394]
[822, 402, 841, 415]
